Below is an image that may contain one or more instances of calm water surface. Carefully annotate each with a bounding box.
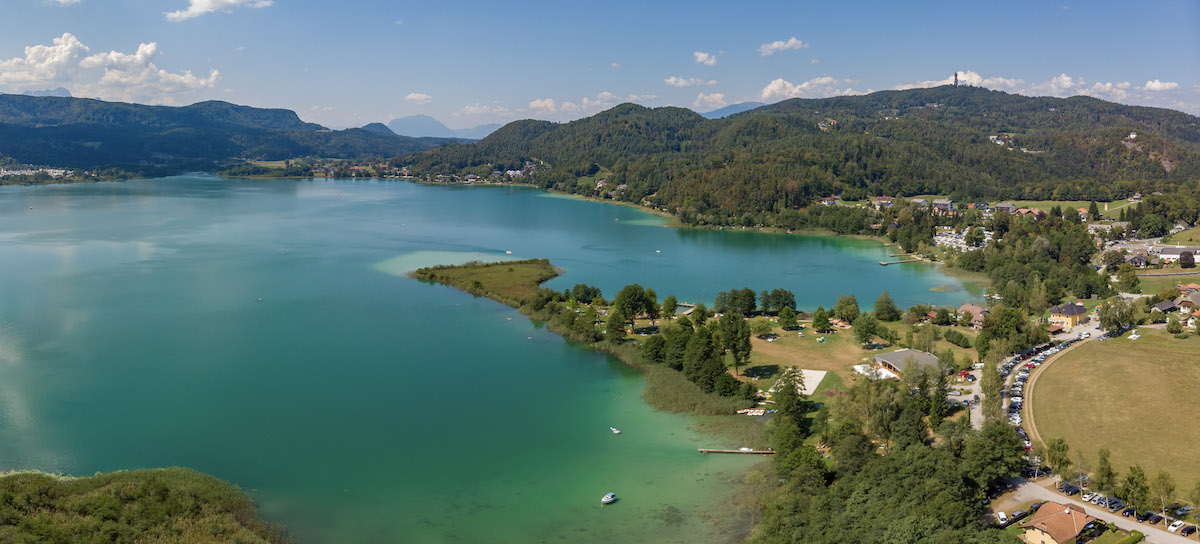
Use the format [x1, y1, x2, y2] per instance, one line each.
[0, 176, 976, 543]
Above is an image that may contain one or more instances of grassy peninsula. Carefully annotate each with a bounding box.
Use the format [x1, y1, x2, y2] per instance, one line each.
[0, 468, 290, 544]
[411, 259, 754, 415]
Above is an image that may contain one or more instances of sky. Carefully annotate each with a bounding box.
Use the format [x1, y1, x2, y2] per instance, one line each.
[1, 0, 1198, 129]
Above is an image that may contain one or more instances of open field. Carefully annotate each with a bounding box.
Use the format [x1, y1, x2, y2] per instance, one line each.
[1163, 225, 1200, 245]
[904, 196, 1136, 217]
[1032, 328, 1200, 488]
[745, 322, 863, 396]
[1136, 272, 1200, 294]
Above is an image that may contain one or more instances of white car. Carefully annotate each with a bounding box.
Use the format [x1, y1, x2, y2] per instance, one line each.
[1169, 520, 1186, 532]
[1081, 491, 1095, 501]
[996, 512, 1009, 524]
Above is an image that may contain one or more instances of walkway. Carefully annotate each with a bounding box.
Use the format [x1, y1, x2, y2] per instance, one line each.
[1012, 479, 1194, 544]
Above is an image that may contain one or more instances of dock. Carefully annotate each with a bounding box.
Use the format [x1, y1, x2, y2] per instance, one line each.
[698, 448, 775, 455]
[888, 253, 914, 257]
[878, 260, 922, 266]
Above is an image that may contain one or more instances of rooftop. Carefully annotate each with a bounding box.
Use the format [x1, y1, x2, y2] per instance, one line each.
[1020, 502, 1096, 544]
[1050, 303, 1087, 316]
[873, 349, 939, 373]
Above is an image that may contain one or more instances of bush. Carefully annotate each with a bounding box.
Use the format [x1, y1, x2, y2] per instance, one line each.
[944, 329, 973, 348]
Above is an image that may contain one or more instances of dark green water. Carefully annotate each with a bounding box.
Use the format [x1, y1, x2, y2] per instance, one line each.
[0, 177, 975, 543]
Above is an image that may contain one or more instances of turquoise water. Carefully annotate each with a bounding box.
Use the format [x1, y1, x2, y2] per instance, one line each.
[0, 177, 975, 543]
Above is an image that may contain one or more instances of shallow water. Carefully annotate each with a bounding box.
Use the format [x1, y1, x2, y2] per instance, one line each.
[0, 176, 975, 542]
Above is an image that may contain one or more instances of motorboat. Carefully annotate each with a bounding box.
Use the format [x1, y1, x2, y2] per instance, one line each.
[601, 492, 617, 505]
[610, 427, 621, 434]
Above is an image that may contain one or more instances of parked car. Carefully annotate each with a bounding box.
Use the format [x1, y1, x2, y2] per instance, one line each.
[1081, 491, 1095, 501]
[1122, 507, 1136, 517]
[1169, 520, 1186, 532]
[996, 512, 1008, 524]
[1149, 514, 1163, 525]
[1136, 511, 1153, 522]
[1181, 526, 1197, 537]
[1107, 500, 1124, 512]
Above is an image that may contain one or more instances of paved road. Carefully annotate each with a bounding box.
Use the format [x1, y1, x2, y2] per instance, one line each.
[1012, 480, 1196, 544]
[1019, 319, 1104, 447]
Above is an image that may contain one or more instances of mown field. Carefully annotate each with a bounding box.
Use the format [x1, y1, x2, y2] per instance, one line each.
[1163, 225, 1200, 245]
[1032, 328, 1200, 487]
[1136, 272, 1200, 294]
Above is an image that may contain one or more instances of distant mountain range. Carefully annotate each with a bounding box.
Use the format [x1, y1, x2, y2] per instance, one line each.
[0, 94, 456, 169]
[402, 86, 1200, 222]
[20, 87, 72, 98]
[701, 102, 764, 119]
[385, 114, 500, 140]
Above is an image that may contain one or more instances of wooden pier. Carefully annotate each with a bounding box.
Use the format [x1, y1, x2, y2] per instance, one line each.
[878, 260, 921, 266]
[698, 448, 775, 455]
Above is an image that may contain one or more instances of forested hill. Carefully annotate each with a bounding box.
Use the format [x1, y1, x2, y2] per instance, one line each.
[0, 94, 455, 170]
[399, 86, 1200, 220]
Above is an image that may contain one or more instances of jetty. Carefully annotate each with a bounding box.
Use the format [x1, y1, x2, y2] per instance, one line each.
[878, 260, 922, 266]
[676, 302, 698, 315]
[698, 448, 775, 455]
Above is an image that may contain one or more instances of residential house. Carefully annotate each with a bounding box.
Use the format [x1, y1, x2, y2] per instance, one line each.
[874, 196, 894, 209]
[1179, 283, 1200, 294]
[933, 199, 954, 213]
[1015, 208, 1048, 220]
[1171, 221, 1191, 234]
[1176, 293, 1200, 310]
[994, 202, 1017, 214]
[821, 196, 837, 206]
[1018, 502, 1097, 544]
[957, 303, 988, 329]
[1188, 309, 1200, 330]
[1049, 303, 1088, 331]
[1151, 300, 1179, 314]
[1076, 208, 1089, 221]
[910, 198, 929, 208]
[972, 202, 989, 211]
[1126, 250, 1148, 268]
[873, 349, 940, 376]
[1088, 221, 1130, 234]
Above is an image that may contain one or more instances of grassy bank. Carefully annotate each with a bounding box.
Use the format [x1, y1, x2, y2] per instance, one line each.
[0, 468, 290, 544]
[411, 259, 754, 416]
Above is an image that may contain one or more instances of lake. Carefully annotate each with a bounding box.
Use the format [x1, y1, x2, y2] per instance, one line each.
[0, 176, 977, 543]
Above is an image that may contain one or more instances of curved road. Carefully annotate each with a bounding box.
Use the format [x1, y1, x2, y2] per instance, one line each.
[1017, 319, 1099, 446]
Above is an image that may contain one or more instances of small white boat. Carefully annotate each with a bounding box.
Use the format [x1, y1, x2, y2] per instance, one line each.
[609, 427, 621, 434]
[601, 492, 617, 505]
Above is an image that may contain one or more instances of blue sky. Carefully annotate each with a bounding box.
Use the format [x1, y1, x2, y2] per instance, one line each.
[2, 0, 1198, 128]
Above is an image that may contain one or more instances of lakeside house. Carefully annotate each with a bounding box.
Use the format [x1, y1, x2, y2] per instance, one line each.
[1049, 302, 1087, 331]
[873, 349, 939, 376]
[1018, 502, 1097, 544]
[874, 196, 894, 209]
[994, 202, 1017, 214]
[957, 303, 988, 330]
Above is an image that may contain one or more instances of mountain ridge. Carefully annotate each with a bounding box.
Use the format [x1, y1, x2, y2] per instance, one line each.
[400, 86, 1200, 224]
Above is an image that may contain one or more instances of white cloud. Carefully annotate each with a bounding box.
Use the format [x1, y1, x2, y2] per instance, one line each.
[51, 0, 82, 4]
[810, 58, 820, 64]
[394, 19, 404, 25]
[0, 33, 218, 104]
[665, 76, 717, 87]
[758, 37, 810, 56]
[528, 98, 557, 114]
[611, 62, 620, 68]
[404, 92, 432, 105]
[692, 92, 727, 110]
[759, 76, 862, 101]
[693, 51, 717, 66]
[626, 93, 657, 102]
[165, 0, 273, 22]
[1143, 79, 1179, 92]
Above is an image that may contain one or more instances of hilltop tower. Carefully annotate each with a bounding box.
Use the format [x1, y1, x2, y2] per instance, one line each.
[954, 72, 958, 87]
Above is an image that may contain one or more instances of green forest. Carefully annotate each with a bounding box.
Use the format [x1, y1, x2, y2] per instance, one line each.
[399, 86, 1200, 226]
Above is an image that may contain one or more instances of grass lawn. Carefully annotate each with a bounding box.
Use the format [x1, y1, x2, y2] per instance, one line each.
[1032, 328, 1200, 488]
[411, 259, 560, 306]
[1136, 271, 1200, 294]
[742, 320, 865, 398]
[1163, 225, 1200, 245]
